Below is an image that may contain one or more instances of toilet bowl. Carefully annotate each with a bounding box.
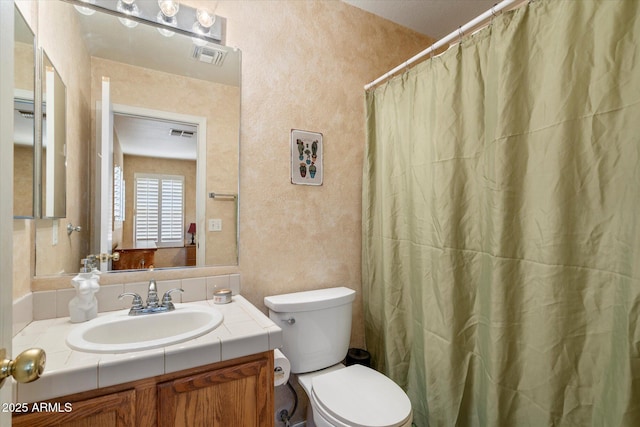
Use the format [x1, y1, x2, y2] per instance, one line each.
[298, 364, 413, 427]
[264, 287, 413, 427]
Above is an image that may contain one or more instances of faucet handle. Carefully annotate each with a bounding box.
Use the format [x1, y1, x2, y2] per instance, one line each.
[161, 288, 184, 311]
[118, 292, 144, 313]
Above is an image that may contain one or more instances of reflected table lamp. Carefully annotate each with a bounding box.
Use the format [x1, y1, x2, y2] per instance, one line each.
[188, 223, 196, 245]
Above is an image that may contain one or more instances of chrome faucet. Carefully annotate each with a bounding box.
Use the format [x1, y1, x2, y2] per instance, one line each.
[118, 281, 184, 316]
[146, 279, 160, 309]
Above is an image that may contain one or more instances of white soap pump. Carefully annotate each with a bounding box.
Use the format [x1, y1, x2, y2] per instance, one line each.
[68, 259, 101, 323]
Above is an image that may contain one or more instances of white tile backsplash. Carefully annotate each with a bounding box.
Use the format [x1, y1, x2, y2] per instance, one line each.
[206, 275, 230, 295]
[55, 288, 77, 319]
[12, 293, 32, 335]
[229, 274, 241, 294]
[123, 281, 150, 297]
[32, 290, 56, 321]
[95, 284, 125, 312]
[19, 274, 241, 324]
[156, 279, 182, 297]
[181, 277, 207, 302]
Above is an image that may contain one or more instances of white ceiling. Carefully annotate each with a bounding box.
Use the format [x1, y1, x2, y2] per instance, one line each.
[114, 114, 198, 160]
[343, 0, 498, 39]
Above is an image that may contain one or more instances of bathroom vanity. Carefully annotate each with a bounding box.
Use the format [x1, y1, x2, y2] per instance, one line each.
[11, 296, 281, 426]
[13, 351, 272, 426]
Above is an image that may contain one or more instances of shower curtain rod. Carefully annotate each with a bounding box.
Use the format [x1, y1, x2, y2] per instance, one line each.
[364, 0, 527, 90]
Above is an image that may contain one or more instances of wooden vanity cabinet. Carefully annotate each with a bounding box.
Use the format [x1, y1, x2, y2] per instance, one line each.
[12, 390, 135, 427]
[13, 351, 274, 427]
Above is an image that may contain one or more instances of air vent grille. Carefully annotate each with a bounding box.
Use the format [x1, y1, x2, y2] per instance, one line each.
[191, 45, 227, 66]
[169, 129, 196, 138]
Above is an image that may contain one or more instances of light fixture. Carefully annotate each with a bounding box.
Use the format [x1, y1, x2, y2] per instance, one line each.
[157, 11, 177, 37]
[191, 8, 216, 47]
[117, 0, 138, 14]
[117, 0, 139, 28]
[196, 8, 215, 28]
[158, 0, 180, 18]
[71, 0, 223, 44]
[156, 1, 180, 37]
[73, 0, 96, 16]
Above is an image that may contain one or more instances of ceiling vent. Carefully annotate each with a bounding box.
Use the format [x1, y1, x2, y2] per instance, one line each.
[18, 109, 35, 119]
[169, 129, 196, 138]
[191, 45, 227, 66]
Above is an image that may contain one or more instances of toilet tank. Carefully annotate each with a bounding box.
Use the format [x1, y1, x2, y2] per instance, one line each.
[264, 287, 356, 374]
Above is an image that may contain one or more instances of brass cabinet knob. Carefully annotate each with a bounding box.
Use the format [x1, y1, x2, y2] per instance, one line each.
[0, 348, 46, 386]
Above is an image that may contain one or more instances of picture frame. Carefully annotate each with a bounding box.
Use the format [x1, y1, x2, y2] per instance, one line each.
[291, 129, 323, 185]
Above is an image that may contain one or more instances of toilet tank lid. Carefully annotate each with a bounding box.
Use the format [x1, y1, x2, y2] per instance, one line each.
[264, 287, 356, 312]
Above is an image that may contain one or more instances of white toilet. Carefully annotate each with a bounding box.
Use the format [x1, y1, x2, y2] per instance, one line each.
[265, 287, 413, 427]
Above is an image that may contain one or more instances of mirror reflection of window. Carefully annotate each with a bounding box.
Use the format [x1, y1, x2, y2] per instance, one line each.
[134, 173, 184, 246]
[113, 165, 125, 223]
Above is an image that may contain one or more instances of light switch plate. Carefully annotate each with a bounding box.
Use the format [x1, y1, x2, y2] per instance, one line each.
[208, 219, 222, 232]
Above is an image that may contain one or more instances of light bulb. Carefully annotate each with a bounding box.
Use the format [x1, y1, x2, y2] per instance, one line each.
[158, 0, 180, 18]
[117, 0, 139, 16]
[196, 8, 215, 28]
[116, 0, 139, 28]
[157, 11, 177, 37]
[73, 0, 96, 16]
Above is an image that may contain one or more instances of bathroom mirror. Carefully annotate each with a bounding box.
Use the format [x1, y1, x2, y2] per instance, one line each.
[41, 52, 67, 219]
[13, 5, 36, 218]
[34, 0, 240, 276]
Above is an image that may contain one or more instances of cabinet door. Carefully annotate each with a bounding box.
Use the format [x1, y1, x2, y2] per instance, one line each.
[13, 389, 135, 427]
[157, 357, 273, 427]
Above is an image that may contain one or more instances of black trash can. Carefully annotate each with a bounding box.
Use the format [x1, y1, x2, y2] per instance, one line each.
[345, 348, 371, 367]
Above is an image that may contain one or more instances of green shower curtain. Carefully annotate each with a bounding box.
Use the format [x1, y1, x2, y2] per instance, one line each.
[362, 1, 640, 425]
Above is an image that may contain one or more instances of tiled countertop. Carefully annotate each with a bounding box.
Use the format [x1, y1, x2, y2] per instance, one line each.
[12, 296, 283, 403]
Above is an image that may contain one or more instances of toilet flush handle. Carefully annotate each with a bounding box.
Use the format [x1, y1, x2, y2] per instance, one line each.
[284, 317, 295, 325]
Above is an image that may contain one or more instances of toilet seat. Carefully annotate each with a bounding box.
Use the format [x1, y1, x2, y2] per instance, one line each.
[310, 364, 412, 427]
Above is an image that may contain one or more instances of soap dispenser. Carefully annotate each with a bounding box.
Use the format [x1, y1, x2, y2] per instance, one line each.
[68, 259, 101, 323]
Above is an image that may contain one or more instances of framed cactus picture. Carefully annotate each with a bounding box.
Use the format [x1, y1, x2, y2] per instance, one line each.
[291, 129, 323, 185]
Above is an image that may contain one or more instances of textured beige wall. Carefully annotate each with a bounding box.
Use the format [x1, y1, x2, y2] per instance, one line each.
[183, 0, 433, 347]
[18, 1, 433, 349]
[13, 145, 33, 217]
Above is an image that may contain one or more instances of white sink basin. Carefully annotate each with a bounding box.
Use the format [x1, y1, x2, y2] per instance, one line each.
[66, 304, 224, 353]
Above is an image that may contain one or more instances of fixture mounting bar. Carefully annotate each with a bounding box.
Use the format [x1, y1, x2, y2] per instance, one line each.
[63, 0, 225, 45]
[364, 0, 527, 90]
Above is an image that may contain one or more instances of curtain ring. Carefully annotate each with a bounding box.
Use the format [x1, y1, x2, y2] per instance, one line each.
[491, 4, 498, 17]
[458, 26, 464, 44]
